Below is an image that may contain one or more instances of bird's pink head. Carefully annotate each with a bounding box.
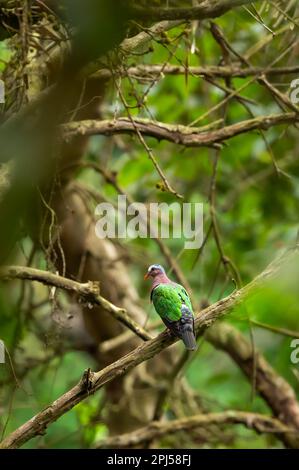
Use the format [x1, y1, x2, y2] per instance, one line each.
[144, 264, 166, 280]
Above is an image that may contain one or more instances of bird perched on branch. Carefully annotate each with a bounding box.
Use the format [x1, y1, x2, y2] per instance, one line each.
[144, 264, 197, 351]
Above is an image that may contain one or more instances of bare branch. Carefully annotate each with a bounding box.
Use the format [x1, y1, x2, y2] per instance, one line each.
[0, 266, 152, 342]
[0, 247, 297, 449]
[92, 64, 299, 81]
[62, 113, 299, 148]
[95, 411, 293, 448]
[207, 322, 299, 430]
[128, 1, 257, 22]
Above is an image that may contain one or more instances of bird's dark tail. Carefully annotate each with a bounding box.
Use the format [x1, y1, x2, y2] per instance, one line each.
[181, 325, 197, 351]
[179, 306, 197, 351]
[162, 312, 197, 351]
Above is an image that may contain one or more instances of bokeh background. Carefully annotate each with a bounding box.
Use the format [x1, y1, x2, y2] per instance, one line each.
[0, 0, 299, 449]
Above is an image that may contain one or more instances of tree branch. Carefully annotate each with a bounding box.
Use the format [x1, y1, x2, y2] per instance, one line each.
[207, 322, 299, 448]
[0, 247, 296, 449]
[62, 113, 299, 148]
[95, 411, 293, 448]
[0, 266, 152, 342]
[83, 20, 184, 78]
[3, 20, 184, 129]
[128, 1, 256, 22]
[96, 64, 299, 80]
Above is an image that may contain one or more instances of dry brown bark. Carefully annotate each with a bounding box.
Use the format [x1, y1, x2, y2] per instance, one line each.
[1, 249, 299, 448]
[1, 0, 299, 449]
[95, 411, 292, 448]
[62, 113, 299, 148]
[207, 322, 299, 448]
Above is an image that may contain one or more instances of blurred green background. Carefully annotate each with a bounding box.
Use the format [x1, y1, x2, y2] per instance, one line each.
[0, 0, 299, 449]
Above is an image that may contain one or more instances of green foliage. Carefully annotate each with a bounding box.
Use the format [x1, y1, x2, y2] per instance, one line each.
[0, 1, 299, 450]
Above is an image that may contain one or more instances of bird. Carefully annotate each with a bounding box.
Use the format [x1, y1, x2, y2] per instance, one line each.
[144, 264, 197, 351]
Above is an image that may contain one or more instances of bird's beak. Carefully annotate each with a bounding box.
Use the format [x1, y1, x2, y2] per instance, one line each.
[144, 272, 149, 280]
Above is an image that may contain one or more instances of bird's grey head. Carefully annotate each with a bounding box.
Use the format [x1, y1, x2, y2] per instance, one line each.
[144, 264, 165, 279]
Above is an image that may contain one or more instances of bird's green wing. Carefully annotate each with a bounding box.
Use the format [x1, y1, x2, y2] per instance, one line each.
[152, 283, 193, 322]
[173, 283, 193, 312]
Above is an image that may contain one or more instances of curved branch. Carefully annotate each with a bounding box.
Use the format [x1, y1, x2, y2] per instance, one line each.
[4, 20, 184, 129]
[207, 322, 299, 448]
[0, 266, 152, 342]
[128, 1, 256, 22]
[62, 113, 299, 148]
[0, 248, 297, 449]
[98, 64, 299, 80]
[95, 411, 292, 448]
